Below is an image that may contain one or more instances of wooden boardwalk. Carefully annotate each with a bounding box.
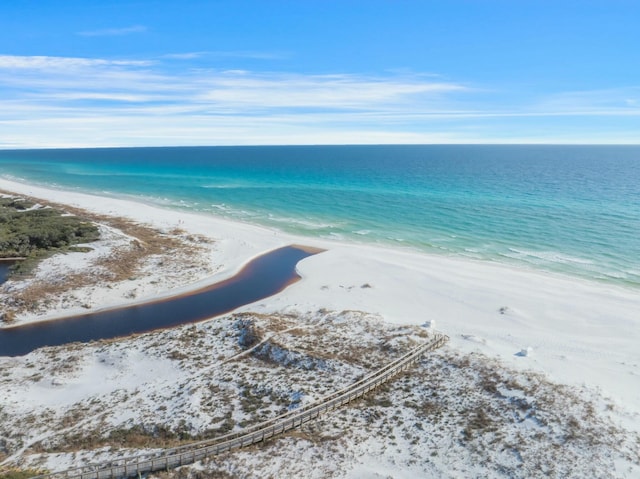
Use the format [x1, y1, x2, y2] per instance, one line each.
[33, 333, 448, 479]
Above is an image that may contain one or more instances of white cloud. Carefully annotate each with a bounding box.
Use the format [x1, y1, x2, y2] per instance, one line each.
[197, 73, 467, 109]
[77, 25, 147, 37]
[0, 113, 465, 148]
[209, 51, 290, 60]
[531, 87, 640, 115]
[162, 52, 208, 60]
[35, 92, 157, 103]
[0, 55, 153, 70]
[0, 53, 638, 147]
[163, 51, 288, 61]
[0, 55, 469, 112]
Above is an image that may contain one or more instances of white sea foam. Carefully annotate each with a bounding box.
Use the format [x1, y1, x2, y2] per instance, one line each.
[505, 248, 595, 266]
[210, 203, 229, 211]
[201, 183, 255, 189]
[266, 214, 342, 230]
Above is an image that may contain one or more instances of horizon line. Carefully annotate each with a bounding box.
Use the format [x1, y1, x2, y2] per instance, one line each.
[2, 142, 640, 151]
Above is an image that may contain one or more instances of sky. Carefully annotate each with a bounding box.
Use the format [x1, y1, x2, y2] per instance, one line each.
[0, 0, 639, 147]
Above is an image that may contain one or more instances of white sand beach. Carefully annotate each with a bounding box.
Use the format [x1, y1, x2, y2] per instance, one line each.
[0, 175, 640, 446]
[2, 176, 640, 477]
[1, 176, 638, 431]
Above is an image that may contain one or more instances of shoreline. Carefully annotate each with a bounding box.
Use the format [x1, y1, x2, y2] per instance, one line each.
[0, 176, 639, 428]
[3, 176, 636, 297]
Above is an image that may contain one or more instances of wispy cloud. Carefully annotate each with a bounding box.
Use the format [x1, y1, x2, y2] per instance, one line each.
[209, 50, 289, 60]
[196, 72, 467, 109]
[163, 51, 289, 61]
[0, 55, 469, 111]
[0, 53, 638, 147]
[77, 25, 147, 37]
[0, 55, 153, 70]
[531, 87, 640, 115]
[162, 52, 208, 60]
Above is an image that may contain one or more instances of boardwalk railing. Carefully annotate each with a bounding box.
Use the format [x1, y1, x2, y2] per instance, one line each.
[33, 333, 448, 479]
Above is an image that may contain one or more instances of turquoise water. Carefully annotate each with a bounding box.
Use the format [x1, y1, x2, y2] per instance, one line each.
[1, 145, 639, 288]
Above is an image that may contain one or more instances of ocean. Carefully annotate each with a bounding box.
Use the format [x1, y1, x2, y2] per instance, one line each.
[1, 145, 639, 288]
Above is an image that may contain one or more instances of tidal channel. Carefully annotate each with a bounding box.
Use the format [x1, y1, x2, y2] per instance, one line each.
[0, 245, 321, 357]
[0, 261, 13, 285]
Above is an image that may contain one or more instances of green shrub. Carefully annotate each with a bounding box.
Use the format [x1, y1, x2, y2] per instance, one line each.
[0, 469, 46, 479]
[0, 202, 99, 259]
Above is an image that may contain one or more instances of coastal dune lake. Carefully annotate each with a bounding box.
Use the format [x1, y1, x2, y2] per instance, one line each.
[0, 245, 320, 357]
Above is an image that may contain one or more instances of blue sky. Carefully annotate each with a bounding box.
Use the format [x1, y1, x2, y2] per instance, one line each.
[1, 0, 638, 147]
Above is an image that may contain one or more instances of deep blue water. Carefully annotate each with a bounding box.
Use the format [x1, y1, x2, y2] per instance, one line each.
[1, 145, 639, 288]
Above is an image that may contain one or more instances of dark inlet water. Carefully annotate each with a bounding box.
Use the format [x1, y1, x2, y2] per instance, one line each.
[0, 245, 320, 357]
[0, 262, 13, 285]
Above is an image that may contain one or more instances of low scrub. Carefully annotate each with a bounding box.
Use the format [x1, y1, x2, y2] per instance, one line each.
[0, 469, 46, 479]
[0, 197, 99, 275]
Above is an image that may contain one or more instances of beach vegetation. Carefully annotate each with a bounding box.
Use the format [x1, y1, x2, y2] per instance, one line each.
[0, 197, 99, 275]
[0, 469, 47, 479]
[0, 310, 15, 324]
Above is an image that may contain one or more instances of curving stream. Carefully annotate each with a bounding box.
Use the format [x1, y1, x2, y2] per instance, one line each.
[0, 262, 13, 285]
[0, 245, 322, 357]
